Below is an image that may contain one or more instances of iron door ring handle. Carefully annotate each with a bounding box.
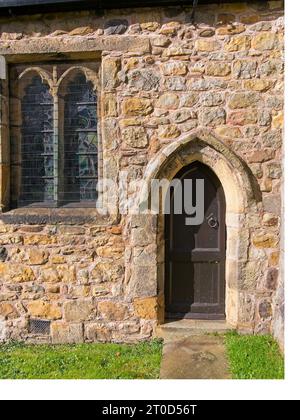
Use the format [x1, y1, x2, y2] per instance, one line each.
[208, 216, 219, 229]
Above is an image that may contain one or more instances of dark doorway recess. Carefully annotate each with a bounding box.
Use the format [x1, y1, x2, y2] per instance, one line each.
[165, 162, 226, 320]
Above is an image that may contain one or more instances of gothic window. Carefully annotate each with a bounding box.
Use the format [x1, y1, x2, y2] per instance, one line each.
[20, 75, 54, 205]
[10, 64, 99, 209]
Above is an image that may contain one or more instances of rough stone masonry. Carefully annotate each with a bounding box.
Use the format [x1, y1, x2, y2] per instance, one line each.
[0, 1, 284, 348]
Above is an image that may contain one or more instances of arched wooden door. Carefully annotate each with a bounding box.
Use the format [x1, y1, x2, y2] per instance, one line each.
[165, 162, 226, 320]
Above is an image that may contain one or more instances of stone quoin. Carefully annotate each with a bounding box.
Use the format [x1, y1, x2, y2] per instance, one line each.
[0, 0, 284, 349]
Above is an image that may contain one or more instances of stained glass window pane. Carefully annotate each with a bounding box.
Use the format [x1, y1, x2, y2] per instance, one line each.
[63, 73, 98, 203]
[20, 76, 54, 205]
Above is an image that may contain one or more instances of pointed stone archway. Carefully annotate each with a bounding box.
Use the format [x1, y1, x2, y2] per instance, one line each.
[127, 129, 262, 332]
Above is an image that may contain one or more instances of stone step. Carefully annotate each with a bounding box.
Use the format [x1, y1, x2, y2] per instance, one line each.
[155, 320, 233, 342]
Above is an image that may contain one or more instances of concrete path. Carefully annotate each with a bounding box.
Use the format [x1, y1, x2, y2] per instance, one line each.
[156, 320, 231, 380]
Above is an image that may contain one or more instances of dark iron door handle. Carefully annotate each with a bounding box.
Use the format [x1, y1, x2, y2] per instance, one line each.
[207, 216, 219, 229]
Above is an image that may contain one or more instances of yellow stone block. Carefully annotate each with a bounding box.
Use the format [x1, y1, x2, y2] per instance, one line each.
[134, 297, 158, 320]
[195, 39, 220, 52]
[225, 36, 251, 52]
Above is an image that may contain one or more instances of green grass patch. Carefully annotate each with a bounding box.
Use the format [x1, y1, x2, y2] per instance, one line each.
[0, 340, 163, 380]
[225, 332, 284, 380]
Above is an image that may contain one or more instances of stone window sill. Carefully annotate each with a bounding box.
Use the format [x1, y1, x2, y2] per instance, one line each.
[0, 207, 115, 225]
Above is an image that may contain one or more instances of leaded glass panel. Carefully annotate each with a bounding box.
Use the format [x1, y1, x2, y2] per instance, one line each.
[63, 73, 98, 203]
[20, 76, 54, 205]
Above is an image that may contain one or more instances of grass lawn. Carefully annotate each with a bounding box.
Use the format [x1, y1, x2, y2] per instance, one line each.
[0, 340, 163, 380]
[225, 332, 284, 380]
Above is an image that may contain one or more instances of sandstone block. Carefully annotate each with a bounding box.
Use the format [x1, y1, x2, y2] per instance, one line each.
[123, 126, 148, 148]
[130, 265, 158, 298]
[42, 265, 76, 283]
[259, 300, 273, 320]
[24, 235, 57, 245]
[102, 57, 121, 91]
[173, 109, 195, 124]
[165, 77, 186, 91]
[239, 293, 255, 324]
[98, 301, 130, 321]
[225, 35, 251, 52]
[92, 284, 111, 297]
[233, 60, 257, 79]
[261, 130, 282, 150]
[103, 119, 120, 151]
[227, 110, 258, 125]
[229, 92, 259, 109]
[0, 292, 18, 301]
[85, 323, 112, 342]
[267, 163, 282, 179]
[272, 111, 284, 129]
[90, 262, 124, 282]
[141, 22, 160, 32]
[162, 62, 187, 76]
[51, 322, 83, 344]
[68, 286, 90, 298]
[151, 35, 170, 47]
[195, 39, 220, 52]
[202, 108, 226, 127]
[265, 268, 279, 290]
[247, 149, 275, 163]
[263, 213, 279, 227]
[28, 249, 49, 265]
[189, 62, 205, 74]
[163, 47, 192, 57]
[103, 94, 118, 117]
[263, 194, 281, 215]
[250, 163, 263, 179]
[244, 79, 275, 92]
[215, 125, 242, 138]
[252, 33, 278, 50]
[69, 26, 94, 36]
[159, 21, 181, 36]
[187, 78, 227, 91]
[180, 93, 199, 107]
[0, 302, 19, 319]
[157, 93, 179, 110]
[206, 62, 231, 77]
[201, 92, 224, 107]
[27, 301, 62, 320]
[269, 251, 280, 267]
[253, 233, 279, 248]
[128, 69, 160, 91]
[134, 297, 157, 320]
[0, 263, 35, 283]
[64, 299, 95, 322]
[216, 24, 246, 36]
[259, 60, 284, 77]
[122, 98, 153, 116]
[158, 124, 181, 139]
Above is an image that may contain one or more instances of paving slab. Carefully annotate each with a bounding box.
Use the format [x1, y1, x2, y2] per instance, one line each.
[159, 327, 231, 379]
[156, 320, 232, 342]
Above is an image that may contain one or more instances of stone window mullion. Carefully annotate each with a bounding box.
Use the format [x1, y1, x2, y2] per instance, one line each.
[52, 85, 59, 204]
[0, 68, 10, 212]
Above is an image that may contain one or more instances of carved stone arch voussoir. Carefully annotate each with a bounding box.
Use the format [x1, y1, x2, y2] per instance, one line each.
[139, 128, 261, 215]
[17, 67, 53, 97]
